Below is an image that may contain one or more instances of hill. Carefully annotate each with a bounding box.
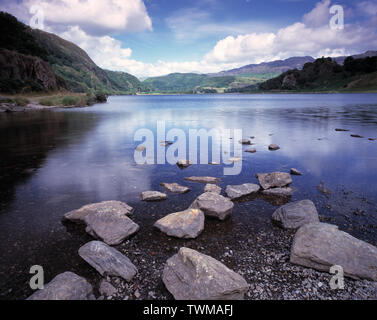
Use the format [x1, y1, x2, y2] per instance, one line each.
[259, 55, 377, 92]
[0, 12, 147, 95]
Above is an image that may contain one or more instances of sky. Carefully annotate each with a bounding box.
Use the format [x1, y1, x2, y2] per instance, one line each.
[1, 0, 377, 78]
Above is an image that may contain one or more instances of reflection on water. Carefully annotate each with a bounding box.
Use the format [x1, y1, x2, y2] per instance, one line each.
[0, 94, 377, 299]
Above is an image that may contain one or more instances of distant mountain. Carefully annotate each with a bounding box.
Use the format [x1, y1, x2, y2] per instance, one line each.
[259, 55, 377, 92]
[333, 51, 377, 65]
[0, 12, 147, 94]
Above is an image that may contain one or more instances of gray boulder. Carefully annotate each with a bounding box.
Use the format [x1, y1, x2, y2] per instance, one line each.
[78, 241, 137, 281]
[204, 184, 222, 194]
[184, 176, 221, 184]
[154, 208, 204, 239]
[225, 183, 260, 200]
[27, 272, 94, 300]
[291, 223, 377, 281]
[272, 199, 319, 229]
[256, 172, 292, 190]
[161, 183, 190, 194]
[141, 191, 167, 201]
[190, 192, 234, 220]
[162, 247, 248, 300]
[262, 187, 294, 197]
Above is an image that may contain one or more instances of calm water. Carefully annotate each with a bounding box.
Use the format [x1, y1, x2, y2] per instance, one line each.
[0, 94, 377, 299]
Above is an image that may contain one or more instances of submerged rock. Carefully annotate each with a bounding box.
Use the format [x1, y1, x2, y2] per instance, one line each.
[290, 168, 302, 175]
[317, 181, 332, 195]
[184, 176, 221, 184]
[162, 247, 248, 300]
[290, 223, 377, 281]
[190, 192, 234, 220]
[154, 208, 204, 239]
[27, 272, 94, 300]
[272, 199, 319, 229]
[204, 184, 222, 194]
[63, 201, 139, 245]
[256, 172, 292, 190]
[141, 191, 167, 201]
[262, 187, 294, 197]
[160, 182, 190, 194]
[225, 183, 260, 200]
[177, 159, 192, 169]
[78, 241, 137, 281]
[268, 144, 280, 150]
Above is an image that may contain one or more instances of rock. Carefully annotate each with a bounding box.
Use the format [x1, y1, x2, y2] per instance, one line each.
[99, 279, 117, 297]
[135, 145, 146, 151]
[160, 183, 190, 194]
[350, 134, 363, 138]
[239, 139, 251, 145]
[369, 138, 376, 141]
[290, 223, 377, 281]
[63, 201, 133, 223]
[290, 168, 302, 175]
[204, 184, 221, 194]
[317, 181, 332, 195]
[268, 144, 280, 150]
[190, 192, 234, 220]
[335, 128, 349, 132]
[272, 200, 319, 229]
[256, 172, 292, 190]
[154, 208, 204, 239]
[184, 176, 221, 184]
[228, 157, 241, 163]
[177, 159, 192, 168]
[162, 247, 248, 300]
[141, 191, 167, 201]
[262, 187, 294, 197]
[208, 161, 220, 165]
[63, 201, 139, 245]
[78, 241, 137, 281]
[27, 272, 94, 300]
[225, 183, 260, 200]
[245, 148, 256, 153]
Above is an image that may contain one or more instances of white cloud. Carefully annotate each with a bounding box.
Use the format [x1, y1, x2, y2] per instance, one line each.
[2, 0, 152, 35]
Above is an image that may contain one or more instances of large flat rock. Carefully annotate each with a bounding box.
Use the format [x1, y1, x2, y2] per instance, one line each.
[225, 183, 260, 200]
[27, 272, 94, 300]
[162, 247, 248, 300]
[256, 172, 292, 190]
[190, 192, 234, 220]
[290, 223, 377, 281]
[161, 183, 190, 194]
[141, 191, 167, 201]
[154, 208, 204, 239]
[272, 199, 319, 229]
[78, 241, 137, 281]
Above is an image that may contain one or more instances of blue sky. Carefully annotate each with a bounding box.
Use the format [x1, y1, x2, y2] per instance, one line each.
[1, 0, 377, 78]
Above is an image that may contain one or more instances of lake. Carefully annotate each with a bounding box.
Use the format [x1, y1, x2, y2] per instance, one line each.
[0, 93, 377, 299]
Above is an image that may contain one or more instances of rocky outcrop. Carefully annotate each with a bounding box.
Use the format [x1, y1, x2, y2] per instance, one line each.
[190, 192, 234, 220]
[0, 48, 66, 93]
[78, 241, 137, 281]
[27, 272, 94, 300]
[184, 176, 221, 184]
[290, 223, 377, 281]
[162, 247, 248, 300]
[256, 172, 292, 190]
[154, 208, 204, 239]
[272, 200, 319, 229]
[225, 183, 260, 200]
[160, 183, 190, 194]
[141, 191, 167, 201]
[63, 201, 139, 245]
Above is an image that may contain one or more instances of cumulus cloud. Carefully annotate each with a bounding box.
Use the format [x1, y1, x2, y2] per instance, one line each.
[1, 0, 152, 35]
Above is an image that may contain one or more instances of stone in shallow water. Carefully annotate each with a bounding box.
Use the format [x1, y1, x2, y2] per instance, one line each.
[154, 208, 204, 239]
[262, 187, 294, 197]
[204, 184, 221, 194]
[290, 168, 302, 175]
[290, 223, 377, 281]
[78, 241, 137, 281]
[256, 172, 292, 190]
[141, 191, 167, 201]
[350, 134, 363, 138]
[160, 182, 190, 194]
[245, 148, 256, 153]
[225, 183, 260, 200]
[177, 159, 192, 168]
[272, 199, 319, 229]
[317, 182, 332, 195]
[268, 144, 280, 150]
[184, 176, 221, 184]
[63, 201, 139, 245]
[190, 192, 234, 220]
[162, 247, 248, 300]
[239, 139, 251, 145]
[27, 272, 95, 300]
[335, 128, 349, 132]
